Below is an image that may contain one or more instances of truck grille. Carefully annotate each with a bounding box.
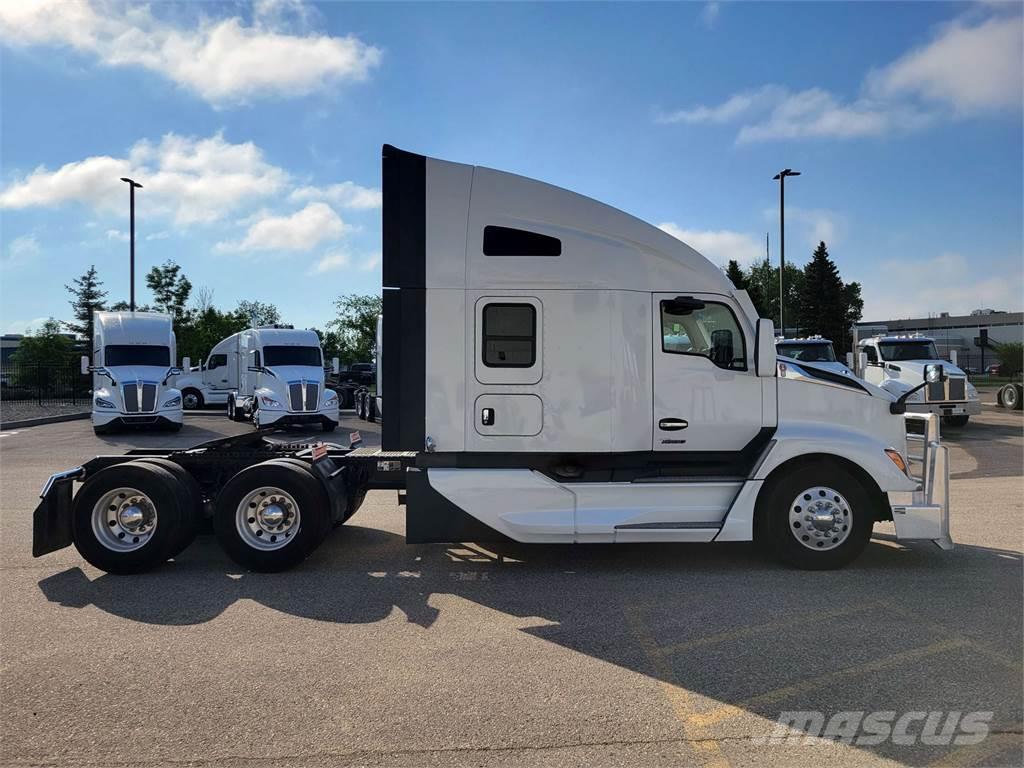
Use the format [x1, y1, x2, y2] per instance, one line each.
[948, 377, 966, 401]
[925, 377, 967, 403]
[287, 381, 319, 412]
[122, 382, 157, 413]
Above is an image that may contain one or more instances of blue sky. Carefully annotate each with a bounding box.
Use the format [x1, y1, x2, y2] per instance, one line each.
[2, 1, 1022, 335]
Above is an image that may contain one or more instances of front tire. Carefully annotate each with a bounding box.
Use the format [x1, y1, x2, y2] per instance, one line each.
[1000, 383, 1022, 410]
[322, 421, 337, 433]
[182, 389, 204, 410]
[760, 460, 874, 570]
[943, 414, 969, 428]
[213, 461, 331, 572]
[71, 461, 186, 574]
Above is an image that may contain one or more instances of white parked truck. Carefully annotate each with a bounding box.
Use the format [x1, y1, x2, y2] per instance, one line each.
[775, 336, 855, 378]
[34, 145, 951, 574]
[201, 326, 342, 432]
[82, 311, 183, 435]
[857, 334, 980, 427]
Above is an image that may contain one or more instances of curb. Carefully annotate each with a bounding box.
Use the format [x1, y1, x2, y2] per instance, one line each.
[1, 412, 91, 430]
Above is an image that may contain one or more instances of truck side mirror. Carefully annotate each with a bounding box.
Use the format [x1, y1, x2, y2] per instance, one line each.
[80, 355, 90, 376]
[331, 357, 340, 375]
[182, 357, 191, 371]
[755, 318, 776, 377]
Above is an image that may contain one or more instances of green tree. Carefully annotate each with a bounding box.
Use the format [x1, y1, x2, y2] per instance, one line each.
[798, 242, 860, 353]
[329, 294, 382, 364]
[64, 265, 107, 342]
[175, 307, 248, 366]
[994, 341, 1023, 378]
[745, 259, 803, 329]
[9, 319, 76, 386]
[108, 300, 155, 312]
[236, 300, 281, 327]
[724, 260, 746, 290]
[145, 260, 192, 319]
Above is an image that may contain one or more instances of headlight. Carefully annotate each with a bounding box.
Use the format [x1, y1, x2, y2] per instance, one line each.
[324, 392, 338, 405]
[259, 395, 283, 408]
[966, 383, 978, 398]
[162, 395, 182, 408]
[94, 397, 117, 409]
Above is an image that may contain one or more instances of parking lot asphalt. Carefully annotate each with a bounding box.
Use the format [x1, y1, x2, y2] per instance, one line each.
[1, 407, 1021, 767]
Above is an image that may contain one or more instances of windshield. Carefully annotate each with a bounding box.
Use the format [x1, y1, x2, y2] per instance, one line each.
[104, 345, 170, 367]
[879, 341, 939, 361]
[263, 346, 322, 367]
[777, 343, 836, 363]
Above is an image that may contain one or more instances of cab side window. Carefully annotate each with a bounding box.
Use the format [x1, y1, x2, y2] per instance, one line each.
[660, 301, 747, 371]
[207, 354, 226, 370]
[482, 303, 536, 367]
[864, 347, 878, 364]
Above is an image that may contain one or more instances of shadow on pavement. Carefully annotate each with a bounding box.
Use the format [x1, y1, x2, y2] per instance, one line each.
[38, 524, 1023, 766]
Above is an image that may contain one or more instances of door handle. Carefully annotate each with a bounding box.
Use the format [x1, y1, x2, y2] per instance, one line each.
[481, 407, 495, 426]
[659, 418, 688, 431]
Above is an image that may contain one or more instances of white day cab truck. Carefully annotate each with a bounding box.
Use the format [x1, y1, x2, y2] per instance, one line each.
[855, 335, 980, 428]
[172, 326, 340, 432]
[34, 145, 951, 574]
[775, 336, 855, 378]
[82, 311, 184, 435]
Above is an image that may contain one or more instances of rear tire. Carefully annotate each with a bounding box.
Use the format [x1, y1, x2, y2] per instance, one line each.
[71, 461, 186, 574]
[760, 460, 874, 570]
[133, 458, 203, 557]
[213, 461, 331, 572]
[1001, 383, 1022, 410]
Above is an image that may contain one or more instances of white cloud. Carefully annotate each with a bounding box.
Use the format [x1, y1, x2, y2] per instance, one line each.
[216, 202, 346, 253]
[0, 132, 288, 225]
[306, 250, 350, 275]
[289, 181, 382, 210]
[4, 316, 52, 335]
[0, 1, 381, 107]
[701, 2, 720, 29]
[867, 15, 1023, 113]
[760, 207, 846, 250]
[658, 223, 764, 268]
[106, 229, 129, 242]
[661, 10, 1022, 142]
[3, 234, 40, 267]
[861, 252, 1024, 319]
[359, 252, 382, 272]
[145, 231, 169, 241]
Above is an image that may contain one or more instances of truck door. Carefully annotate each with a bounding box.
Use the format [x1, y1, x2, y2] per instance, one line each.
[652, 294, 764, 452]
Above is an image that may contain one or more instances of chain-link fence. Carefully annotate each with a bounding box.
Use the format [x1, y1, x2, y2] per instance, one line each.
[0, 363, 91, 406]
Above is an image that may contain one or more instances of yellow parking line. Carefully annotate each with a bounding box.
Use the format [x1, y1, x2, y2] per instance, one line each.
[928, 730, 1024, 767]
[691, 638, 970, 729]
[653, 600, 885, 657]
[624, 605, 730, 768]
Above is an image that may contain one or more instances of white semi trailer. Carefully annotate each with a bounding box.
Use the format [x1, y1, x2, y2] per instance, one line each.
[856, 334, 981, 428]
[35, 145, 951, 574]
[82, 311, 183, 435]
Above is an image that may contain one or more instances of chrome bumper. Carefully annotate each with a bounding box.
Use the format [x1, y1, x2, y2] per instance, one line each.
[888, 413, 952, 550]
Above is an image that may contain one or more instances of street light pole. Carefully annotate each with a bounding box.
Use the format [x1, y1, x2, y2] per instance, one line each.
[772, 168, 800, 334]
[120, 177, 143, 311]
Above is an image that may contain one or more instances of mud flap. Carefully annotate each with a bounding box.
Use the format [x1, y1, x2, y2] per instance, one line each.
[33, 479, 76, 557]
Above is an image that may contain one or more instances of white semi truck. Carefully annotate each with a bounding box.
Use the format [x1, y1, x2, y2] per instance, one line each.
[82, 311, 184, 435]
[34, 145, 951, 574]
[775, 336, 854, 378]
[856, 334, 980, 428]
[173, 327, 340, 431]
[175, 326, 341, 431]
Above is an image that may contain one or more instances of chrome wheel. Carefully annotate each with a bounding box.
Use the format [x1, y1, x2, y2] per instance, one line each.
[91, 487, 158, 552]
[788, 485, 852, 551]
[235, 486, 300, 551]
[183, 392, 201, 410]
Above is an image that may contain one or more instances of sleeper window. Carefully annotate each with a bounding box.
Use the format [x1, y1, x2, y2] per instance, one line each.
[482, 303, 536, 367]
[660, 301, 747, 371]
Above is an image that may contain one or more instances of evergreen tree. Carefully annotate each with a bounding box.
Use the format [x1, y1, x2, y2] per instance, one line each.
[725, 260, 746, 290]
[798, 242, 850, 351]
[64, 265, 107, 341]
[145, 260, 192, 319]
